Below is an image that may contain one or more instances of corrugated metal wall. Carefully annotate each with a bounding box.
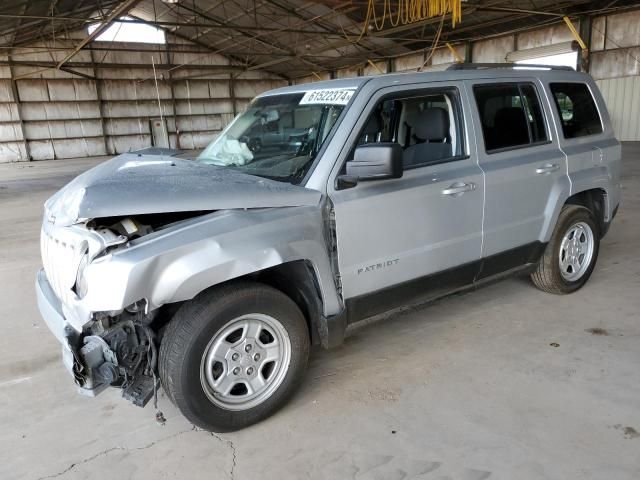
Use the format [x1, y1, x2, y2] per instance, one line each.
[597, 76, 640, 141]
[3, 9, 640, 162]
[0, 57, 27, 162]
[16, 77, 107, 160]
[0, 36, 286, 163]
[297, 12, 640, 141]
[589, 10, 640, 141]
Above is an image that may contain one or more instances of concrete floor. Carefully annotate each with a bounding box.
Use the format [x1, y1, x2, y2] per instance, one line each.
[1, 145, 639, 480]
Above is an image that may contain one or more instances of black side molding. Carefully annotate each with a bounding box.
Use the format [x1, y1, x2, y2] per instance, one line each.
[476, 241, 546, 280]
[343, 241, 546, 326]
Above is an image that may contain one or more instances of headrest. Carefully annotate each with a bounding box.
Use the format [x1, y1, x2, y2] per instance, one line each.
[363, 114, 381, 136]
[494, 107, 527, 128]
[414, 107, 449, 141]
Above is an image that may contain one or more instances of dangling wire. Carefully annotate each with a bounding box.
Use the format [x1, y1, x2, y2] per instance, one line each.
[142, 324, 166, 426]
[341, 0, 462, 44]
[419, 13, 446, 71]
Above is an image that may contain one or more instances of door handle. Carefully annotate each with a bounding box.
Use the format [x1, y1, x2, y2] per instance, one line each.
[442, 182, 476, 196]
[536, 163, 559, 174]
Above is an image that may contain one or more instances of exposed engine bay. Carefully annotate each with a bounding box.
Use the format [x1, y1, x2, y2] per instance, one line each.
[65, 213, 206, 407]
[87, 211, 210, 238]
[37, 148, 330, 415]
[70, 307, 160, 406]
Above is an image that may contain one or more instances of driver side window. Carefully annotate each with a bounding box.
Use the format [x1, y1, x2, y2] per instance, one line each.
[349, 88, 464, 170]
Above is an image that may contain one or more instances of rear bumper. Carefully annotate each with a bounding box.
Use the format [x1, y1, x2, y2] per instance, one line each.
[35, 269, 102, 397]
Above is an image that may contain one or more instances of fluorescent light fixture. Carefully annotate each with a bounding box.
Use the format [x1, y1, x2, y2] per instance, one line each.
[516, 52, 578, 70]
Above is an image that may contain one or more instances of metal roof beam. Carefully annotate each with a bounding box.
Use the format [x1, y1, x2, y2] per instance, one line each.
[138, 17, 290, 81]
[0, 58, 248, 71]
[0, 14, 346, 35]
[1, 0, 122, 48]
[173, 2, 327, 75]
[56, 0, 143, 69]
[261, 0, 382, 60]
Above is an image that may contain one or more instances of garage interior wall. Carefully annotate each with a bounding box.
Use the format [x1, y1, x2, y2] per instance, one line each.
[1, 8, 640, 163]
[298, 11, 640, 142]
[590, 11, 640, 141]
[455, 11, 640, 141]
[0, 32, 286, 162]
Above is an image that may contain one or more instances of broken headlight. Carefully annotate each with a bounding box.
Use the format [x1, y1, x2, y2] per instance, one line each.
[75, 249, 90, 299]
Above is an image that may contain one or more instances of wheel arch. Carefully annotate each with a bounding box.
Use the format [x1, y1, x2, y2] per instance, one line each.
[235, 260, 347, 349]
[253, 260, 328, 347]
[564, 187, 608, 236]
[541, 182, 609, 243]
[156, 260, 347, 349]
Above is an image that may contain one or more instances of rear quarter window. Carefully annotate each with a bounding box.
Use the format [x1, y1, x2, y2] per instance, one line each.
[550, 83, 603, 138]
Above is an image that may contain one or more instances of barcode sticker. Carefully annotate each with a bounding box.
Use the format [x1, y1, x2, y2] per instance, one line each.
[299, 88, 356, 105]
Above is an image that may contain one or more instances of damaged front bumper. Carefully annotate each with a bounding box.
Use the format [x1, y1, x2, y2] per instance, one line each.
[35, 268, 101, 396]
[36, 269, 158, 405]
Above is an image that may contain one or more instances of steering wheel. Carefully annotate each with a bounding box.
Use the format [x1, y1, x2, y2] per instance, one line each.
[295, 127, 317, 156]
[241, 136, 262, 153]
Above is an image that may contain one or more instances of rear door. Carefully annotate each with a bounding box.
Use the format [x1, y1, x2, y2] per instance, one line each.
[546, 80, 619, 208]
[327, 82, 484, 317]
[468, 79, 568, 275]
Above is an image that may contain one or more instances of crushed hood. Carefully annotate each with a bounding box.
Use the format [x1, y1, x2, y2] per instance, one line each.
[45, 150, 321, 226]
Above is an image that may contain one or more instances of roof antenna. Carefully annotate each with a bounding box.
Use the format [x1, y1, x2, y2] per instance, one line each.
[151, 55, 169, 149]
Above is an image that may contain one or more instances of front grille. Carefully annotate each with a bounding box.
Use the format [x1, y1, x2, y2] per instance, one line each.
[40, 222, 84, 306]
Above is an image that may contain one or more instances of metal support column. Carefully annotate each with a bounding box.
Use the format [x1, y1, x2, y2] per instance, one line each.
[89, 48, 110, 155]
[229, 73, 237, 117]
[578, 16, 592, 73]
[165, 41, 179, 149]
[7, 57, 31, 161]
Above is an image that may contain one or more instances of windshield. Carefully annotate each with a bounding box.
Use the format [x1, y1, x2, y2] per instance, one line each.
[197, 91, 350, 184]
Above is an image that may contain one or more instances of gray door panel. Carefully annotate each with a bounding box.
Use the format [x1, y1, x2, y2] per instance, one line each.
[467, 78, 567, 257]
[477, 144, 563, 256]
[328, 81, 484, 300]
[564, 143, 599, 176]
[542, 79, 621, 216]
[332, 161, 483, 299]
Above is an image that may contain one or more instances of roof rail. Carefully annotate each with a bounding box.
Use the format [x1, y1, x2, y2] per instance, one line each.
[447, 63, 574, 72]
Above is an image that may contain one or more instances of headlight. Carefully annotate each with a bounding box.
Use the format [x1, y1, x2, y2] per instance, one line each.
[75, 248, 89, 299]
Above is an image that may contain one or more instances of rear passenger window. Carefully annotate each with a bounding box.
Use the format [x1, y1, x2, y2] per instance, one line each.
[474, 83, 548, 152]
[550, 83, 603, 138]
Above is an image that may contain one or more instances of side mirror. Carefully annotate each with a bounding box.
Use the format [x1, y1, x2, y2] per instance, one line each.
[345, 143, 403, 181]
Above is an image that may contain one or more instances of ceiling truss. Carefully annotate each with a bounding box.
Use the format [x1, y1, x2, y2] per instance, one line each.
[0, 0, 639, 80]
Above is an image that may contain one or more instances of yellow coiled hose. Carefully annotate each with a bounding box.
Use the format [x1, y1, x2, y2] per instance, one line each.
[346, 0, 462, 43]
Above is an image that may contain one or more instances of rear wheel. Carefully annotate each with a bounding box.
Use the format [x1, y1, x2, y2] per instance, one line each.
[531, 204, 600, 294]
[159, 282, 309, 432]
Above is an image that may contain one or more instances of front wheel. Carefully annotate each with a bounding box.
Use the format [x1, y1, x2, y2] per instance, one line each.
[531, 205, 600, 294]
[159, 282, 310, 432]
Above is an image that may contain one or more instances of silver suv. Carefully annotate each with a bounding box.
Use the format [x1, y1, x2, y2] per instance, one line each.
[36, 64, 621, 432]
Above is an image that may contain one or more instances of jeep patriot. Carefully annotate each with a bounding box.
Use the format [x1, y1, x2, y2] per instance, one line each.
[36, 64, 620, 431]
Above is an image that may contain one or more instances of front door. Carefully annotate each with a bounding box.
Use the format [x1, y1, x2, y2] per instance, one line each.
[327, 83, 484, 320]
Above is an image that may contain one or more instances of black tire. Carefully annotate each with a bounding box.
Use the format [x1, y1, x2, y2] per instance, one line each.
[531, 204, 600, 294]
[159, 281, 310, 432]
